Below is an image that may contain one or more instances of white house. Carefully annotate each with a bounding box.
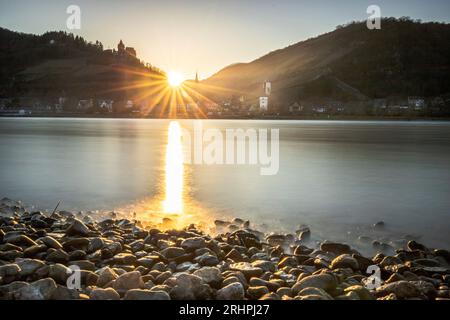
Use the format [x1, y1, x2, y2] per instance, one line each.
[259, 97, 269, 111]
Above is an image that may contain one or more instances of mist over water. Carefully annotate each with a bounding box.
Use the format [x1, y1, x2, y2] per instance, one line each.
[1, 118, 450, 249]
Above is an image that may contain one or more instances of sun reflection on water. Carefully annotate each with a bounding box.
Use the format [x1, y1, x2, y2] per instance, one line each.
[113, 120, 216, 231]
[163, 121, 184, 214]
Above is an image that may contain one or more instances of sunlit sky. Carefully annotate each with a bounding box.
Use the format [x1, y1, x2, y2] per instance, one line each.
[1, 0, 450, 79]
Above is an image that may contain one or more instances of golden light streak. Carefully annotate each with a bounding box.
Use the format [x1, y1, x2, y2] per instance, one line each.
[162, 121, 184, 213]
[97, 64, 241, 120]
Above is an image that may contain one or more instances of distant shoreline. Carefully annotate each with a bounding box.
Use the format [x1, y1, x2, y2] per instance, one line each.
[1, 114, 450, 122]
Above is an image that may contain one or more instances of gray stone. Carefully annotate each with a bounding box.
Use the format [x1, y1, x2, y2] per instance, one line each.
[160, 247, 186, 259]
[97, 267, 118, 288]
[16, 259, 45, 277]
[251, 260, 276, 273]
[168, 273, 212, 300]
[38, 236, 63, 249]
[24, 244, 47, 257]
[193, 267, 223, 287]
[124, 289, 170, 300]
[320, 242, 351, 255]
[13, 278, 58, 300]
[376, 281, 421, 299]
[65, 218, 90, 237]
[247, 286, 269, 299]
[229, 262, 263, 279]
[48, 264, 71, 284]
[196, 253, 219, 266]
[330, 254, 359, 270]
[180, 237, 206, 251]
[216, 282, 245, 300]
[344, 285, 374, 300]
[0, 264, 21, 278]
[90, 287, 120, 300]
[46, 249, 69, 263]
[50, 285, 81, 300]
[292, 274, 338, 294]
[297, 287, 333, 300]
[113, 271, 144, 293]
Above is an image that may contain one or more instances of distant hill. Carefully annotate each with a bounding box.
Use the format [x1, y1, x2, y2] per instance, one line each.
[0, 28, 163, 98]
[203, 18, 450, 104]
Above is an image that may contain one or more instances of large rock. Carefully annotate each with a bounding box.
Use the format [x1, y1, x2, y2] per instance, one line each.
[50, 285, 82, 300]
[24, 244, 47, 258]
[87, 237, 105, 253]
[225, 248, 246, 262]
[4, 233, 37, 247]
[330, 254, 359, 270]
[278, 256, 298, 269]
[292, 274, 338, 294]
[13, 278, 58, 300]
[297, 287, 333, 300]
[97, 267, 118, 288]
[0, 264, 21, 278]
[376, 281, 421, 299]
[216, 282, 245, 300]
[90, 288, 120, 300]
[229, 262, 263, 279]
[124, 289, 170, 300]
[160, 247, 186, 259]
[410, 281, 437, 299]
[251, 260, 276, 273]
[65, 218, 90, 237]
[16, 259, 45, 277]
[247, 286, 269, 299]
[113, 271, 144, 293]
[193, 267, 223, 288]
[320, 242, 352, 255]
[48, 264, 71, 284]
[180, 237, 206, 251]
[38, 236, 63, 249]
[168, 273, 212, 300]
[344, 285, 374, 300]
[63, 238, 89, 251]
[196, 253, 220, 267]
[46, 249, 69, 263]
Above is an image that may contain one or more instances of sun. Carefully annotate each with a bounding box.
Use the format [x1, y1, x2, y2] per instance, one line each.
[167, 71, 184, 87]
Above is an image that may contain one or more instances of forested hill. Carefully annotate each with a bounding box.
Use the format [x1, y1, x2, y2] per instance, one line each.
[203, 18, 450, 104]
[0, 28, 163, 98]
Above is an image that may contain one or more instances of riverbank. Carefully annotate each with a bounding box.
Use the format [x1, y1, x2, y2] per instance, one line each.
[1, 197, 449, 300]
[1, 113, 450, 121]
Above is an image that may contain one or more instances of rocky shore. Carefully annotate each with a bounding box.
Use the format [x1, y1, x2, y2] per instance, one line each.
[1, 198, 449, 300]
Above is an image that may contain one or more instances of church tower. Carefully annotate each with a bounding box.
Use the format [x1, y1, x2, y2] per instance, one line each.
[118, 40, 125, 55]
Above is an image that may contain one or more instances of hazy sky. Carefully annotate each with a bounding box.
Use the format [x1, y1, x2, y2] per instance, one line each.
[1, 0, 450, 79]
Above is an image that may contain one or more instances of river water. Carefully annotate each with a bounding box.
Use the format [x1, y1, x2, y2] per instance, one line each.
[1, 118, 449, 250]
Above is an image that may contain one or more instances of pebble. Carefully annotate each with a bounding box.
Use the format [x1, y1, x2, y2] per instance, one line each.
[1, 199, 450, 301]
[90, 287, 121, 300]
[124, 289, 170, 300]
[65, 218, 90, 237]
[112, 271, 145, 293]
[216, 282, 245, 300]
[13, 278, 57, 300]
[292, 274, 338, 294]
[330, 254, 359, 270]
